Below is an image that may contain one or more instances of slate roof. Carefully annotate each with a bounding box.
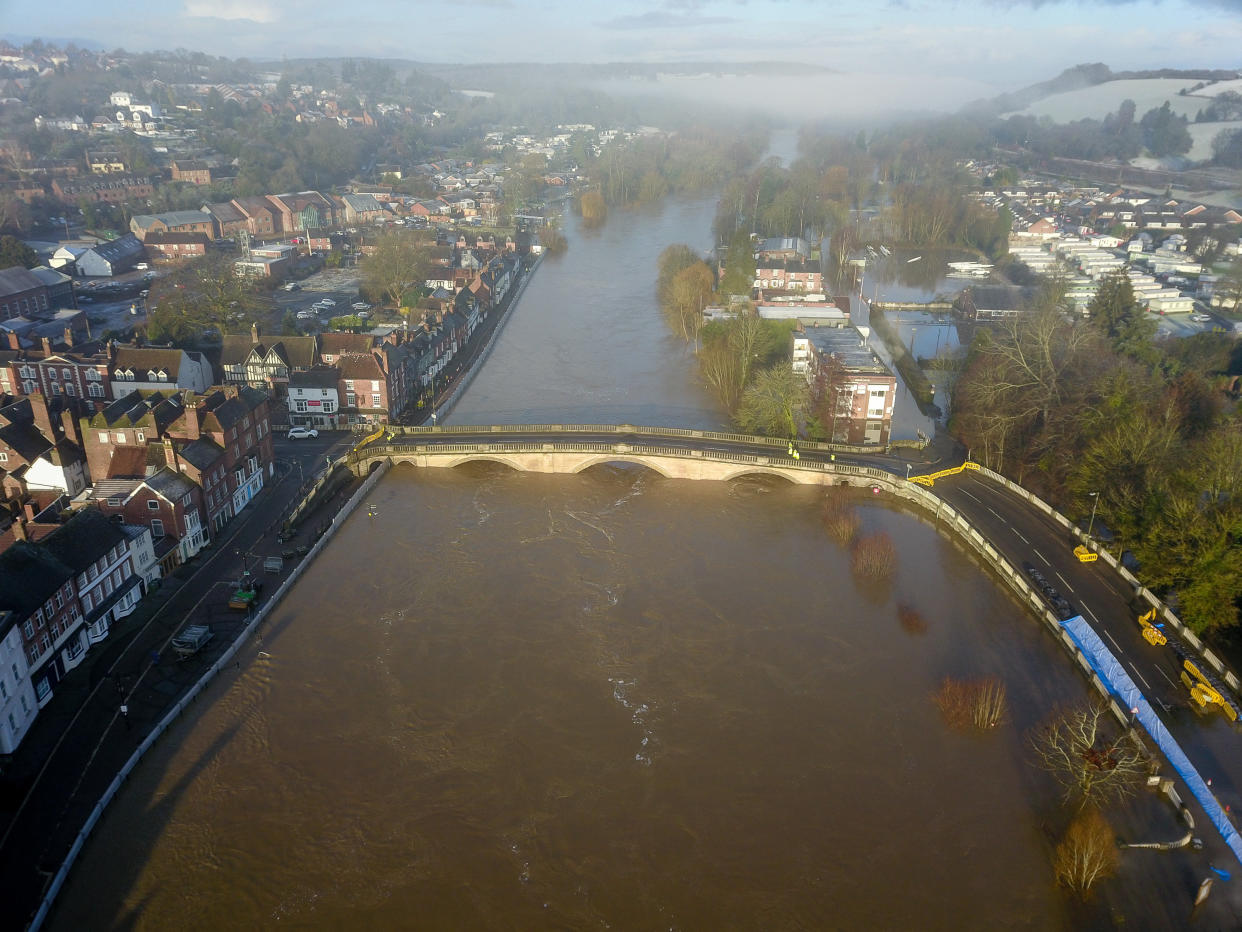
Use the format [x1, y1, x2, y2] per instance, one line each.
[112, 346, 186, 378]
[318, 332, 375, 358]
[82, 234, 142, 264]
[174, 436, 221, 471]
[336, 352, 384, 380]
[0, 542, 73, 618]
[289, 366, 340, 389]
[0, 266, 44, 298]
[41, 505, 127, 572]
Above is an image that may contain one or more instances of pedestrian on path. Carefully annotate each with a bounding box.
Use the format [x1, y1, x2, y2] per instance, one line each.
[120, 704, 130, 730]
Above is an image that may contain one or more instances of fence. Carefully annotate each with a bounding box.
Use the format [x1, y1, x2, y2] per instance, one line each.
[28, 461, 393, 932]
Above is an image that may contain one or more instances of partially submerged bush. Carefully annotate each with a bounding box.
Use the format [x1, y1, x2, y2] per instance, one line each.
[897, 603, 929, 635]
[850, 531, 896, 582]
[822, 498, 862, 546]
[934, 676, 1007, 730]
[1054, 808, 1120, 897]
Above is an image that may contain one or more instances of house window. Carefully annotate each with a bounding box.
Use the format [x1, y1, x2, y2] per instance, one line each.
[48, 369, 57, 380]
[22, 620, 33, 639]
[50, 382, 61, 395]
[115, 433, 126, 443]
[7, 712, 15, 733]
[150, 517, 164, 538]
[89, 384, 104, 398]
[35, 678, 49, 701]
[0, 679, 6, 700]
[147, 498, 159, 511]
[38, 634, 50, 654]
[98, 432, 109, 444]
[62, 368, 72, 380]
[19, 365, 34, 379]
[22, 380, 35, 393]
[86, 369, 100, 382]
[66, 383, 76, 396]
[295, 400, 307, 412]
[19, 694, 28, 715]
[0, 452, 7, 463]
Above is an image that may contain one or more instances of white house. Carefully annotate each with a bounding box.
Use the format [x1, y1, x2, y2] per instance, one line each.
[0, 613, 38, 753]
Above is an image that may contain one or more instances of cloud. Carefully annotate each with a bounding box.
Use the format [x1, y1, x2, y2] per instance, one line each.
[182, 0, 279, 23]
[600, 10, 737, 29]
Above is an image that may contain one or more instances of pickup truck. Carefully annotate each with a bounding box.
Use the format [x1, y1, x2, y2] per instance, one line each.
[227, 580, 263, 611]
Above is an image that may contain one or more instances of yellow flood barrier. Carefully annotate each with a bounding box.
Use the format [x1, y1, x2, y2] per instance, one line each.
[908, 461, 980, 487]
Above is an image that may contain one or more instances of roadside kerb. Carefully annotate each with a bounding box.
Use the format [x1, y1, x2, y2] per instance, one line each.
[28, 460, 392, 932]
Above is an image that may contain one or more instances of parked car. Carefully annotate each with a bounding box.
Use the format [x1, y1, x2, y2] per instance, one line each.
[282, 282, 301, 291]
[1190, 313, 1211, 322]
[319, 297, 336, 307]
[135, 262, 149, 270]
[287, 426, 319, 440]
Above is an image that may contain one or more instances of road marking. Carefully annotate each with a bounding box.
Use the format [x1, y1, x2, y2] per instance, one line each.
[1157, 666, 1177, 688]
[988, 507, 1003, 519]
[1014, 532, 1029, 543]
[1055, 571, 1074, 593]
[1080, 604, 1100, 625]
[960, 489, 982, 503]
[1104, 630, 1123, 653]
[1034, 549, 1050, 566]
[1128, 662, 1153, 691]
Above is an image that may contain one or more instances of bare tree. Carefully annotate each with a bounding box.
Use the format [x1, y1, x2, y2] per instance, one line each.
[361, 230, 432, 309]
[1030, 702, 1149, 806]
[1053, 808, 1120, 896]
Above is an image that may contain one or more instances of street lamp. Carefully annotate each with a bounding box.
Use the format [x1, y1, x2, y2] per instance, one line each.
[1087, 491, 1100, 539]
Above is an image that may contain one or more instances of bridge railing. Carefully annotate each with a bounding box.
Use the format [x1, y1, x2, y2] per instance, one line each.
[380, 423, 883, 456]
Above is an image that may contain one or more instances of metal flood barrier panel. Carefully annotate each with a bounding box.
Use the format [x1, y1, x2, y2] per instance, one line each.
[1058, 614, 1242, 865]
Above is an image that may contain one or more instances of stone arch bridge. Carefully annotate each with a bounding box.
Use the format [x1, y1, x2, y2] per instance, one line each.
[346, 424, 900, 488]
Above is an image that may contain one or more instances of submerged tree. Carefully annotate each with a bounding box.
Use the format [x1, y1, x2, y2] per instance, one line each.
[1030, 702, 1149, 806]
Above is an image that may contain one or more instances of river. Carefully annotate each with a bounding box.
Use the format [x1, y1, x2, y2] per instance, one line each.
[53, 183, 1163, 930]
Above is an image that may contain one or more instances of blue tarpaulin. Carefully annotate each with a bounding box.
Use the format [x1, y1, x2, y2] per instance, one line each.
[1057, 615, 1242, 866]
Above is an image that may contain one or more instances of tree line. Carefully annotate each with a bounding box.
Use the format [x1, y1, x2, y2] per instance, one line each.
[951, 272, 1242, 633]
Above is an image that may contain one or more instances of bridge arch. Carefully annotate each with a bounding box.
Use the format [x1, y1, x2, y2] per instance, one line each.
[567, 454, 674, 479]
[717, 466, 801, 484]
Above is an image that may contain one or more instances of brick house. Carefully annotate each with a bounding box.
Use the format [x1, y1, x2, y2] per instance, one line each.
[51, 175, 154, 205]
[201, 201, 249, 237]
[143, 231, 211, 260]
[1, 334, 113, 402]
[754, 258, 824, 294]
[130, 210, 218, 241]
[792, 324, 897, 446]
[0, 392, 89, 497]
[288, 366, 342, 430]
[87, 466, 207, 571]
[231, 196, 281, 237]
[170, 159, 212, 185]
[0, 267, 51, 323]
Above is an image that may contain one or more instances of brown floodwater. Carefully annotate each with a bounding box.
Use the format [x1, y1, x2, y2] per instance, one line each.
[51, 464, 1096, 930]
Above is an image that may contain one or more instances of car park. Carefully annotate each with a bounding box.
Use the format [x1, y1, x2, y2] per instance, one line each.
[287, 426, 319, 440]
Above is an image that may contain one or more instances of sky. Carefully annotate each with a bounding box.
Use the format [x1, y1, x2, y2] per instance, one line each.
[4, 0, 1241, 94]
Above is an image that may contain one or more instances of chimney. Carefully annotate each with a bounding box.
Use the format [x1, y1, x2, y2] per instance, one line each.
[29, 393, 56, 439]
[251, 322, 261, 344]
[61, 407, 81, 444]
[63, 326, 74, 348]
[5, 331, 19, 350]
[182, 402, 200, 440]
[163, 439, 179, 469]
[22, 501, 36, 521]
[11, 517, 26, 542]
[41, 337, 54, 355]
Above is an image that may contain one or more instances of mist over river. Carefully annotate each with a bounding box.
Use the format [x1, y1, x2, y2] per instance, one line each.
[51, 188, 1129, 930]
